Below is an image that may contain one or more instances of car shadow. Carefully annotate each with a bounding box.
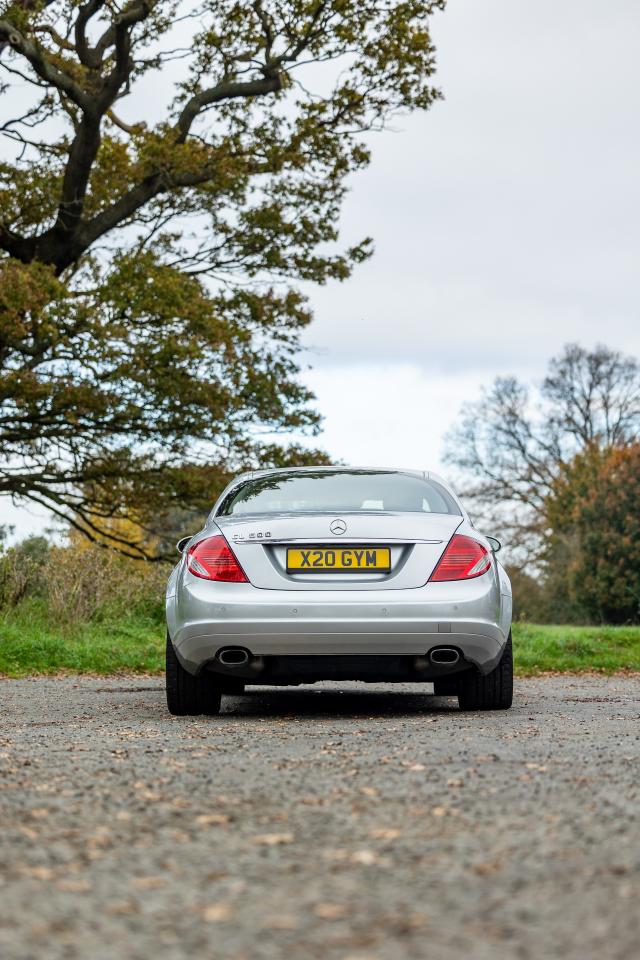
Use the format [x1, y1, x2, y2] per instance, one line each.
[91, 682, 461, 721]
[219, 686, 460, 719]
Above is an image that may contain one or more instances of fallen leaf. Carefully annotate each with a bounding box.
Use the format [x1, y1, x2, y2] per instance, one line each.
[370, 828, 401, 840]
[351, 849, 378, 865]
[136, 790, 160, 802]
[196, 813, 230, 827]
[265, 915, 298, 930]
[56, 879, 92, 893]
[314, 902, 347, 920]
[132, 876, 166, 890]
[21, 866, 54, 881]
[472, 857, 504, 876]
[252, 833, 294, 846]
[203, 903, 233, 923]
[106, 900, 139, 916]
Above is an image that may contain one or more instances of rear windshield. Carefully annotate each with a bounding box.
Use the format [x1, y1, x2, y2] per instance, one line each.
[217, 470, 460, 517]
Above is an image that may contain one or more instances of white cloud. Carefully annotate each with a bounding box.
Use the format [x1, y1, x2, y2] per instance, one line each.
[300, 0, 640, 372]
[300, 363, 488, 475]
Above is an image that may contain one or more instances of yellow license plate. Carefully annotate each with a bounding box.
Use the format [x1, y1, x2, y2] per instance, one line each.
[286, 546, 391, 573]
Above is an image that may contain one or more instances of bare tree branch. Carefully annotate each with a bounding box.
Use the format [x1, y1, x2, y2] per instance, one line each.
[176, 73, 283, 141]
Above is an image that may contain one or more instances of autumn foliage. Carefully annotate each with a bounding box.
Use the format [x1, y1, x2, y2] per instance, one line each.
[446, 344, 640, 624]
[0, 1, 445, 556]
[545, 445, 640, 624]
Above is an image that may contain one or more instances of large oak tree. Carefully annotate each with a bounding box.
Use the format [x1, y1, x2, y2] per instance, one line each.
[0, 0, 445, 556]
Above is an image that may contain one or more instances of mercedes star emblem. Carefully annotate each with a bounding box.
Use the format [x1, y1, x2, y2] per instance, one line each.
[330, 518, 347, 535]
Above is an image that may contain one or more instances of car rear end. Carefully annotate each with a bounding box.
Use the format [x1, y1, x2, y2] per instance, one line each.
[166, 468, 513, 713]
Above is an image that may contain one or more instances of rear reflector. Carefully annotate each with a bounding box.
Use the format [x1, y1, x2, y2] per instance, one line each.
[186, 535, 248, 582]
[428, 534, 491, 582]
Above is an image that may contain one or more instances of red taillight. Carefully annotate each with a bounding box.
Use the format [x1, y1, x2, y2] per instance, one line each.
[428, 534, 491, 582]
[186, 535, 248, 582]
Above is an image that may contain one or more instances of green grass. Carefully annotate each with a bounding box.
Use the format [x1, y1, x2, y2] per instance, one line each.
[513, 622, 640, 675]
[1, 607, 639, 678]
[0, 605, 164, 678]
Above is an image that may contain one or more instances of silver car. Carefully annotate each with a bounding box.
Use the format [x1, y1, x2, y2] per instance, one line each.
[166, 467, 513, 715]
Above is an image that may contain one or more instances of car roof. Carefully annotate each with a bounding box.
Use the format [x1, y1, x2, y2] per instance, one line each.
[233, 465, 432, 478]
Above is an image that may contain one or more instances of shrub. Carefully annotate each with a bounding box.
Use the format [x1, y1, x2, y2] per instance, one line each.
[44, 544, 168, 624]
[0, 536, 50, 609]
[1, 536, 169, 625]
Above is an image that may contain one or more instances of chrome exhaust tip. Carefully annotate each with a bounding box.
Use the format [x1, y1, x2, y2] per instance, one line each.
[217, 648, 250, 667]
[429, 647, 460, 666]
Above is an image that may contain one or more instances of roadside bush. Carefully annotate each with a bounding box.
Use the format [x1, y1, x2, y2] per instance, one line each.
[1, 536, 169, 626]
[0, 536, 50, 609]
[44, 544, 168, 625]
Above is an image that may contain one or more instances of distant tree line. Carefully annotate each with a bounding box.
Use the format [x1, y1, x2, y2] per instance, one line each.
[445, 344, 640, 625]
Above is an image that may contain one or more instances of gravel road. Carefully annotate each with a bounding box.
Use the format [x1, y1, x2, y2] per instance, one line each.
[1, 675, 638, 960]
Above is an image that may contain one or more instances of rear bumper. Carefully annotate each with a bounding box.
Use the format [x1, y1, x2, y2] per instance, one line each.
[167, 575, 510, 677]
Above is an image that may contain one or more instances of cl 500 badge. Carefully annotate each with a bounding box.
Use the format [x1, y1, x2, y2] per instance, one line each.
[231, 531, 272, 540]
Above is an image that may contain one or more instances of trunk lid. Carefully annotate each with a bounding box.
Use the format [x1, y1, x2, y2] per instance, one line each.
[214, 512, 462, 590]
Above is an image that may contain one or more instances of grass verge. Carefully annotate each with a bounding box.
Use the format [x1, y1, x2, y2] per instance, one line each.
[512, 622, 640, 675]
[1, 611, 639, 678]
[0, 606, 163, 678]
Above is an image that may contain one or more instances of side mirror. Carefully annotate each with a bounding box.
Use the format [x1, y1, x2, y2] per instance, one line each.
[176, 536, 192, 554]
[486, 536, 502, 554]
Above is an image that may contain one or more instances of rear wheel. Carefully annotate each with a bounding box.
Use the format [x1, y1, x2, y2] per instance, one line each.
[166, 633, 222, 716]
[216, 677, 245, 696]
[457, 633, 513, 711]
[433, 678, 460, 696]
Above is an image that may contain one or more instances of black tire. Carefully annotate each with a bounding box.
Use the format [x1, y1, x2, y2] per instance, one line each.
[457, 633, 513, 711]
[216, 677, 245, 696]
[165, 633, 222, 716]
[433, 678, 460, 696]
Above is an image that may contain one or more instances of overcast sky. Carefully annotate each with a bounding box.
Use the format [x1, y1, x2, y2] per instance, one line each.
[3, 0, 640, 540]
[298, 0, 640, 468]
